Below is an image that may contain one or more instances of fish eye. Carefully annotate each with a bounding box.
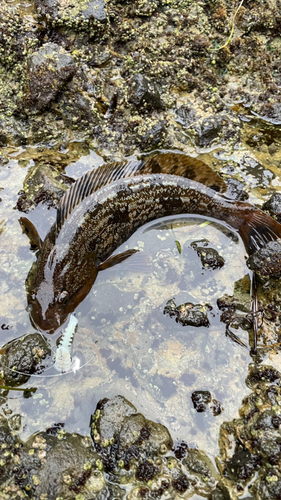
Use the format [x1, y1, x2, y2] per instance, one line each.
[58, 290, 69, 304]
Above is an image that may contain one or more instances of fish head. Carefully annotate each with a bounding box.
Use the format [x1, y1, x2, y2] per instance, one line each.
[28, 249, 99, 333]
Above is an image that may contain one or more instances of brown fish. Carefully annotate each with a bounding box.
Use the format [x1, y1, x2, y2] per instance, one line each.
[20, 153, 281, 334]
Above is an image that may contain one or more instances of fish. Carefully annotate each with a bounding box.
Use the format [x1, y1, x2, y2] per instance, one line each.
[20, 152, 281, 335]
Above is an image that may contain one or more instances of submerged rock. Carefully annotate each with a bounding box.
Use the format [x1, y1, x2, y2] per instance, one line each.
[17, 161, 73, 212]
[164, 298, 210, 327]
[0, 333, 51, 386]
[0, 394, 222, 498]
[191, 391, 212, 413]
[191, 240, 225, 270]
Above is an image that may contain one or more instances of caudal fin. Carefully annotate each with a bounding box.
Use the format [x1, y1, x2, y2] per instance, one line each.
[239, 210, 281, 255]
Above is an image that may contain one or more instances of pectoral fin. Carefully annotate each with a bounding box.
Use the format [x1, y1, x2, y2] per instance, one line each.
[19, 217, 42, 250]
[98, 249, 139, 271]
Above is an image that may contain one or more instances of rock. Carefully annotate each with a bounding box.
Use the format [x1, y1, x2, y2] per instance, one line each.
[0, 415, 21, 484]
[16, 161, 74, 212]
[128, 0, 158, 17]
[263, 193, 281, 223]
[195, 116, 226, 147]
[164, 298, 210, 327]
[182, 449, 219, 494]
[128, 74, 163, 110]
[210, 484, 232, 500]
[191, 240, 225, 270]
[35, 0, 108, 30]
[191, 390, 212, 412]
[19, 432, 116, 499]
[0, 333, 51, 386]
[24, 43, 77, 111]
[246, 239, 281, 278]
[91, 395, 173, 479]
[258, 102, 281, 124]
[176, 102, 198, 127]
[0, 6, 40, 67]
[225, 178, 249, 201]
[136, 118, 167, 150]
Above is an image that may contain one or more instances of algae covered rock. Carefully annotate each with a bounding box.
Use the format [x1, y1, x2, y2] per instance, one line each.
[17, 161, 73, 212]
[35, 0, 108, 31]
[191, 240, 225, 270]
[24, 43, 77, 111]
[263, 193, 281, 223]
[164, 298, 211, 327]
[246, 239, 281, 279]
[91, 395, 173, 480]
[216, 364, 281, 498]
[0, 333, 51, 386]
[128, 74, 164, 111]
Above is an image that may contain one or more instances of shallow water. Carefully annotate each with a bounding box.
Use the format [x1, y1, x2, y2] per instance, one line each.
[0, 144, 262, 465]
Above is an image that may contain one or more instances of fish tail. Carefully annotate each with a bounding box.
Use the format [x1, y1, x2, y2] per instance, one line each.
[239, 209, 281, 254]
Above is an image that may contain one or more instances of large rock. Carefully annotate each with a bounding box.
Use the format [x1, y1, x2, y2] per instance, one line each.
[24, 43, 77, 111]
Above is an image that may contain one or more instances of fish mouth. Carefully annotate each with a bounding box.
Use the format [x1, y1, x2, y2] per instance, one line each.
[29, 302, 69, 334]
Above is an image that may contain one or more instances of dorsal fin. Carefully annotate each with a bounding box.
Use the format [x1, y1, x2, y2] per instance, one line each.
[56, 160, 146, 233]
[56, 153, 226, 235]
[143, 153, 227, 193]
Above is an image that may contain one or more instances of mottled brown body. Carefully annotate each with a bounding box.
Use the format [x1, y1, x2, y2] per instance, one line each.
[23, 155, 281, 333]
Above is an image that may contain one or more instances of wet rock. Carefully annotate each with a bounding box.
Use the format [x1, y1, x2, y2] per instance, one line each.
[20, 432, 112, 499]
[24, 43, 77, 112]
[128, 74, 163, 111]
[164, 298, 210, 327]
[35, 0, 108, 30]
[0, 6, 41, 67]
[91, 395, 173, 478]
[225, 178, 249, 201]
[182, 449, 219, 493]
[0, 415, 21, 484]
[258, 102, 281, 124]
[210, 484, 231, 500]
[17, 161, 73, 212]
[218, 364, 281, 497]
[224, 446, 261, 482]
[246, 239, 281, 278]
[246, 365, 281, 389]
[195, 116, 227, 147]
[176, 102, 198, 127]
[0, 333, 51, 386]
[263, 193, 281, 223]
[136, 118, 167, 150]
[210, 399, 223, 416]
[191, 240, 225, 270]
[191, 390, 212, 413]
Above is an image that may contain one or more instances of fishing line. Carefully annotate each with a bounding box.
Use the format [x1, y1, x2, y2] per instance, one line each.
[4, 349, 96, 379]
